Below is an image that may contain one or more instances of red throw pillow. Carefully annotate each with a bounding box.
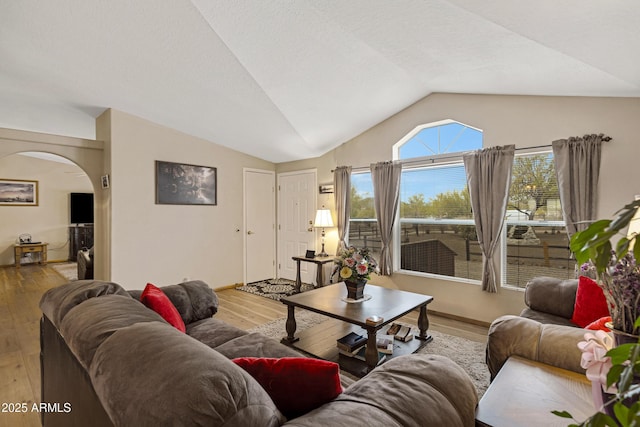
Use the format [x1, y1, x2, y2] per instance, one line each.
[140, 283, 186, 333]
[586, 316, 612, 332]
[571, 276, 610, 328]
[232, 357, 342, 419]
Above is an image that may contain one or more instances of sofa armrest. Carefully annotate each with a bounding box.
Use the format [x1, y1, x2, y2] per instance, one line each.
[285, 354, 478, 427]
[40, 281, 129, 328]
[486, 315, 585, 381]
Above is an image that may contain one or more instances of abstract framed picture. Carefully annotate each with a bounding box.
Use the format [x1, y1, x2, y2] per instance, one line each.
[155, 161, 217, 205]
[0, 179, 39, 206]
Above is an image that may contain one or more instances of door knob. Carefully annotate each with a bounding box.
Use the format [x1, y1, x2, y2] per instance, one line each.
[307, 227, 313, 232]
[247, 231, 254, 235]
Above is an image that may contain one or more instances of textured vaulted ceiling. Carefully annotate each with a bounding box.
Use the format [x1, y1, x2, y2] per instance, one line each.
[1, 1, 638, 163]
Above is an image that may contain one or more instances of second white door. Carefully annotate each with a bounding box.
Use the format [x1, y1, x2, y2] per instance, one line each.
[277, 170, 316, 283]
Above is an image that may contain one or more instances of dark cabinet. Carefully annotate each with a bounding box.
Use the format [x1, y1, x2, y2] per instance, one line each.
[69, 225, 94, 261]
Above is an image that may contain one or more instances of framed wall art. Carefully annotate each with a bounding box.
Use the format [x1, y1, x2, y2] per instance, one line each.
[319, 183, 334, 194]
[155, 161, 217, 205]
[0, 179, 39, 206]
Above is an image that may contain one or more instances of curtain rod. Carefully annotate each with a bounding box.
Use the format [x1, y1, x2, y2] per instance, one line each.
[332, 137, 612, 172]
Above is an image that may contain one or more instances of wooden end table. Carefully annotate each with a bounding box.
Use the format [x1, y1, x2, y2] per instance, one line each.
[14, 243, 49, 268]
[281, 283, 434, 377]
[291, 255, 335, 292]
[475, 356, 593, 427]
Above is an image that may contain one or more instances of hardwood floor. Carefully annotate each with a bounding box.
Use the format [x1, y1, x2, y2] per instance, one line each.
[0, 265, 65, 427]
[0, 264, 487, 427]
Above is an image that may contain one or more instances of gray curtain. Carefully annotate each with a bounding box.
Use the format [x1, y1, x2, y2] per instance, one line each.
[463, 145, 515, 293]
[333, 166, 352, 253]
[552, 134, 607, 237]
[371, 161, 402, 276]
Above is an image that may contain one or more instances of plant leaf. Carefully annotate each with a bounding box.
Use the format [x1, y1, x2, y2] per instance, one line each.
[551, 410, 574, 418]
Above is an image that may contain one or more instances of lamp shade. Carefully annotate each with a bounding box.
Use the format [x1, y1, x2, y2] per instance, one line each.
[314, 209, 334, 228]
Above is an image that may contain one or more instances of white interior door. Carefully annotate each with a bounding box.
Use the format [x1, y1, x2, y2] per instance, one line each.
[244, 169, 276, 284]
[277, 170, 316, 282]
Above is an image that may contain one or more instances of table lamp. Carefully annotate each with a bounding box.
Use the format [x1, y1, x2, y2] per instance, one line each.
[314, 207, 334, 257]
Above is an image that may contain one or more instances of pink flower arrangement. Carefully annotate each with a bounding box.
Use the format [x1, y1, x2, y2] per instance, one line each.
[332, 246, 378, 282]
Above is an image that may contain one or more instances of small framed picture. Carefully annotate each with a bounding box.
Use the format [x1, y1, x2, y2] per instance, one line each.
[305, 250, 316, 258]
[101, 174, 110, 189]
[319, 184, 334, 194]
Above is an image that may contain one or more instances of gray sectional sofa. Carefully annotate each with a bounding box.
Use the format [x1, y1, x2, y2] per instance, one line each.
[39, 280, 479, 427]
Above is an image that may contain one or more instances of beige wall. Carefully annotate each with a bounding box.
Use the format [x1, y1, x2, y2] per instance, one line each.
[0, 154, 93, 265]
[99, 109, 275, 289]
[277, 93, 640, 323]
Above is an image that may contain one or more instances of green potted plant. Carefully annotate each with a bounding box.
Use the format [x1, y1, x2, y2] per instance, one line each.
[554, 199, 640, 425]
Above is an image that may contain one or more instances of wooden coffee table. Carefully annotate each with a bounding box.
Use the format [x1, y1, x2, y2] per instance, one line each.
[281, 283, 434, 377]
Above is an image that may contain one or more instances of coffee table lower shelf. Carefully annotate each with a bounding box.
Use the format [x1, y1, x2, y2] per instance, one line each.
[281, 318, 431, 378]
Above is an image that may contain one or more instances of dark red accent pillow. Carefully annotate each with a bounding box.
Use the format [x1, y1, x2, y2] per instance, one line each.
[232, 357, 342, 419]
[140, 283, 186, 333]
[586, 316, 612, 332]
[571, 276, 610, 328]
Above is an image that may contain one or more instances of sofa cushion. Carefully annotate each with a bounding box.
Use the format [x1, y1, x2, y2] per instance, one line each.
[524, 277, 577, 319]
[519, 307, 578, 327]
[285, 354, 477, 427]
[40, 280, 129, 328]
[233, 357, 342, 419]
[59, 294, 166, 370]
[89, 322, 284, 427]
[140, 283, 186, 332]
[571, 276, 610, 328]
[131, 280, 218, 325]
[187, 317, 248, 348]
[214, 332, 304, 359]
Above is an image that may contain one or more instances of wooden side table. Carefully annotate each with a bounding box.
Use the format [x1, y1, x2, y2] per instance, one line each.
[14, 243, 49, 268]
[291, 255, 335, 292]
[475, 356, 593, 427]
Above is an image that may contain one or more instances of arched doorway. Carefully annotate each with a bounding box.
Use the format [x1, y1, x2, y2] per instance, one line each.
[0, 127, 108, 279]
[0, 152, 95, 274]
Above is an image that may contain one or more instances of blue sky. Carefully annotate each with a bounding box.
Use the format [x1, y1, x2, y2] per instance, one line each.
[353, 122, 481, 203]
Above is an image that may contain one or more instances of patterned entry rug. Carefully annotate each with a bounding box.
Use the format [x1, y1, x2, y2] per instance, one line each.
[249, 309, 490, 398]
[236, 278, 315, 301]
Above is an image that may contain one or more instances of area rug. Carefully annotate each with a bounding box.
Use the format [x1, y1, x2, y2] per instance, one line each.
[236, 278, 315, 301]
[51, 262, 78, 281]
[249, 310, 490, 398]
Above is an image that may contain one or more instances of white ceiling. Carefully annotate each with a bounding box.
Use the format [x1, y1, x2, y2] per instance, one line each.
[1, 1, 638, 163]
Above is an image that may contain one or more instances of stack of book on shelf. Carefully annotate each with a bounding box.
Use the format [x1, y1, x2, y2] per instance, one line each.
[336, 332, 367, 357]
[386, 323, 414, 342]
[376, 334, 394, 355]
[337, 332, 387, 365]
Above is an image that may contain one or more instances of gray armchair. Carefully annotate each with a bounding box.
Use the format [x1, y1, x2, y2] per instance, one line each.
[77, 247, 94, 280]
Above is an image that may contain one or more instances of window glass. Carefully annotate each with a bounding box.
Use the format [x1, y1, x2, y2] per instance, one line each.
[398, 121, 482, 159]
[348, 172, 380, 259]
[395, 120, 482, 281]
[398, 164, 479, 280]
[504, 153, 573, 288]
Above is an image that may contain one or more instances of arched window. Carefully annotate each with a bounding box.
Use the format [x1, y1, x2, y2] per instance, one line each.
[393, 120, 482, 160]
[392, 120, 482, 282]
